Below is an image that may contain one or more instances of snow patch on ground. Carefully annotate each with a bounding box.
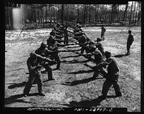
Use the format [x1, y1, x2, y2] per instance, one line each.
[83, 27, 141, 32]
[104, 47, 123, 55]
[44, 92, 66, 102]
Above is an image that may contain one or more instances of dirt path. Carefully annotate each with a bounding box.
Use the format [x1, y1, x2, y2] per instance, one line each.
[5, 27, 141, 112]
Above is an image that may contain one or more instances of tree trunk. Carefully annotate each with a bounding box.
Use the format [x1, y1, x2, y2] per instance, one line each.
[9, 7, 13, 29]
[42, 7, 44, 27]
[135, 12, 137, 24]
[35, 7, 38, 27]
[89, 4, 91, 24]
[137, 2, 141, 24]
[94, 4, 97, 25]
[77, 5, 79, 23]
[85, 4, 88, 24]
[45, 5, 48, 26]
[53, 6, 55, 24]
[49, 4, 52, 26]
[67, 4, 69, 22]
[117, 5, 119, 22]
[129, 1, 134, 25]
[83, 4, 86, 24]
[123, 3, 128, 22]
[133, 2, 136, 25]
[110, 4, 114, 24]
[61, 4, 64, 25]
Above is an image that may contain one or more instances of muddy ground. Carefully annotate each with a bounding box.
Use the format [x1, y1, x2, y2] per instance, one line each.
[5, 27, 141, 112]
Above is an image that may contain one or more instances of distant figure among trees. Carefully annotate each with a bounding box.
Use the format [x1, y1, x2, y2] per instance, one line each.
[101, 25, 106, 40]
[126, 30, 134, 55]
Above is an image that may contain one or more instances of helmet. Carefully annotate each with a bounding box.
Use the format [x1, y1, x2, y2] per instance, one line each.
[104, 51, 111, 58]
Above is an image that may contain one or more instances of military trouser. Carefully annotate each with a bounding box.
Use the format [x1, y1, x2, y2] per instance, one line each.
[127, 42, 133, 54]
[23, 71, 42, 95]
[93, 68, 121, 96]
[102, 78, 121, 96]
[101, 72, 121, 96]
[101, 32, 105, 40]
[43, 64, 53, 80]
[50, 54, 60, 69]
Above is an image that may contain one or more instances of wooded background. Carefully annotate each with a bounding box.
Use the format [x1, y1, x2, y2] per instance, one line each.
[5, 2, 141, 30]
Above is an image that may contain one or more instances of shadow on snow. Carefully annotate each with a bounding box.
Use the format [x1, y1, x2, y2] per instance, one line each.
[63, 76, 103, 86]
[5, 93, 39, 105]
[113, 53, 127, 58]
[63, 94, 120, 108]
[61, 59, 90, 64]
[68, 69, 94, 74]
[8, 82, 27, 89]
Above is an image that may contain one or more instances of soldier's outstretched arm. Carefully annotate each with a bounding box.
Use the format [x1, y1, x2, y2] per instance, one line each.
[45, 48, 56, 53]
[33, 53, 54, 62]
[57, 42, 66, 46]
[93, 62, 108, 70]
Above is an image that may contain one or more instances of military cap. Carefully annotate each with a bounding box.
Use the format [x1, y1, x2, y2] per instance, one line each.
[104, 51, 111, 58]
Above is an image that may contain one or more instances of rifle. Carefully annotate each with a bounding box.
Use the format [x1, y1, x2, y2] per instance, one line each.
[33, 52, 57, 65]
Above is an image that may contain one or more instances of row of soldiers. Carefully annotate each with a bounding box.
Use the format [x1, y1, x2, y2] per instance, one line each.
[23, 23, 122, 99]
[68, 24, 122, 99]
[23, 23, 68, 96]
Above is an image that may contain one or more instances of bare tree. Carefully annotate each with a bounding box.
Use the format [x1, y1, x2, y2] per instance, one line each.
[61, 4, 64, 25]
[129, 1, 134, 25]
[123, 3, 128, 22]
[88, 4, 91, 24]
[83, 4, 86, 24]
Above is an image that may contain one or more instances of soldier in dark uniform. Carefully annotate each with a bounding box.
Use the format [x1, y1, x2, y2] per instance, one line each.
[74, 32, 88, 54]
[23, 53, 44, 97]
[46, 36, 61, 70]
[94, 51, 122, 99]
[126, 30, 134, 55]
[95, 37, 104, 56]
[23, 53, 55, 97]
[86, 47, 105, 78]
[76, 24, 83, 32]
[55, 23, 61, 29]
[35, 42, 55, 81]
[50, 29, 56, 37]
[74, 27, 81, 34]
[63, 25, 68, 45]
[101, 25, 106, 40]
[54, 30, 64, 43]
[35, 42, 46, 55]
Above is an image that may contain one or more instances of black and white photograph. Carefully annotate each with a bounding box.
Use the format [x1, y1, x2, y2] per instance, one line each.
[4, 1, 141, 112]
